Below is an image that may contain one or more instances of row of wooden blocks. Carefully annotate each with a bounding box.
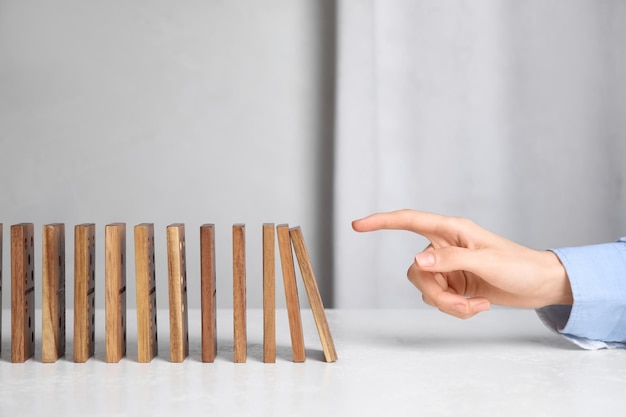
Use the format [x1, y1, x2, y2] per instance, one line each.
[0, 222, 337, 364]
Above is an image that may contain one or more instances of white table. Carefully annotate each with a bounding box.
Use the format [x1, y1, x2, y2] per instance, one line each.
[1, 308, 625, 416]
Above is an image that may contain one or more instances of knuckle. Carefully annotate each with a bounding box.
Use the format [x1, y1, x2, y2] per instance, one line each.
[421, 294, 433, 306]
[398, 209, 417, 228]
[406, 263, 419, 281]
[449, 216, 474, 230]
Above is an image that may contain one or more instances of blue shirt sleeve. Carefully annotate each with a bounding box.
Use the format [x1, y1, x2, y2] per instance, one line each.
[536, 238, 626, 349]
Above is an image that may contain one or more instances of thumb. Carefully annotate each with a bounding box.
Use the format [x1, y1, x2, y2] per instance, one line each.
[415, 246, 495, 276]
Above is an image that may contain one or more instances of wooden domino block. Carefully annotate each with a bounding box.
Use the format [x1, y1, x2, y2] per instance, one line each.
[167, 224, 189, 362]
[105, 223, 126, 363]
[42, 224, 66, 363]
[263, 223, 276, 363]
[232, 224, 247, 363]
[74, 224, 95, 362]
[200, 224, 217, 363]
[11, 223, 35, 363]
[135, 223, 158, 363]
[290, 226, 338, 362]
[276, 224, 305, 363]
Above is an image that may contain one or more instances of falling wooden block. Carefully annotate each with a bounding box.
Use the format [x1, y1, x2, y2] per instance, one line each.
[290, 226, 338, 362]
[276, 224, 305, 363]
[74, 224, 95, 362]
[200, 224, 217, 363]
[232, 224, 247, 363]
[105, 223, 126, 363]
[42, 224, 66, 363]
[167, 223, 188, 363]
[263, 223, 276, 363]
[11, 223, 35, 363]
[135, 223, 158, 363]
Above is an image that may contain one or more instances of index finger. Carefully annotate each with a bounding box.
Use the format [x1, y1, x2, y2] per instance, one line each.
[352, 209, 446, 236]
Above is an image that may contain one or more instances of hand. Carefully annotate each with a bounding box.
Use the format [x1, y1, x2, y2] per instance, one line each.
[352, 209, 573, 319]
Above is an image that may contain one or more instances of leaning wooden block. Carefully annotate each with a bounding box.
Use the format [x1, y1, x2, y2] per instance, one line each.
[74, 224, 95, 362]
[200, 224, 217, 363]
[11, 223, 35, 363]
[105, 223, 127, 363]
[290, 226, 338, 362]
[263, 223, 276, 363]
[135, 223, 158, 363]
[233, 224, 247, 363]
[276, 224, 305, 363]
[167, 223, 189, 363]
[42, 223, 66, 363]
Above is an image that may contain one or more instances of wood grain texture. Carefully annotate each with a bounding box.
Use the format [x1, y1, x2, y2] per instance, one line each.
[232, 224, 247, 363]
[200, 224, 217, 363]
[11, 223, 35, 363]
[263, 223, 276, 363]
[105, 223, 126, 363]
[276, 224, 305, 363]
[167, 224, 189, 362]
[290, 227, 338, 362]
[74, 224, 95, 362]
[135, 223, 158, 363]
[42, 224, 66, 363]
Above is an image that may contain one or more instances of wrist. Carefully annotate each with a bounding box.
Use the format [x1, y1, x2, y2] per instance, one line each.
[543, 250, 573, 306]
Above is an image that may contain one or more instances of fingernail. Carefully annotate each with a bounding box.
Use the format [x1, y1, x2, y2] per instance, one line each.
[416, 252, 435, 267]
[453, 303, 467, 314]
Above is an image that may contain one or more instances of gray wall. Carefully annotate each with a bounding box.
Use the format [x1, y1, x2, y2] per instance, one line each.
[334, 0, 626, 307]
[0, 1, 336, 309]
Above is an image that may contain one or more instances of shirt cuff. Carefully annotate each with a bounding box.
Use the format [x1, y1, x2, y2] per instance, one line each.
[536, 238, 626, 350]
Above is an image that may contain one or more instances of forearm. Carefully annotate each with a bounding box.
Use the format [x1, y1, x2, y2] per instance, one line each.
[537, 238, 626, 349]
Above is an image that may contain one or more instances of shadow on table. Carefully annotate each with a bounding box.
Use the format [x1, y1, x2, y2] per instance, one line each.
[184, 339, 326, 363]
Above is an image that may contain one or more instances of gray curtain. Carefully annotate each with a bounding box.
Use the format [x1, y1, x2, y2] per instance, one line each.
[334, 1, 626, 307]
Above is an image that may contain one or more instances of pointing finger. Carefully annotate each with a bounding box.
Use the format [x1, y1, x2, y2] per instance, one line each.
[352, 210, 446, 236]
[352, 210, 486, 246]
